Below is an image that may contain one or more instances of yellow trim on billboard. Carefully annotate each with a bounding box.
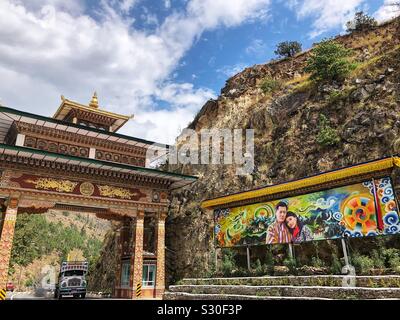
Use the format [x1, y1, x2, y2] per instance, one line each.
[202, 157, 400, 209]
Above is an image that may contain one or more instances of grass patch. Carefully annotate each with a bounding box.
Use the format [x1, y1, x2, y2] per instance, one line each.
[327, 86, 356, 104]
[351, 44, 400, 78]
[260, 77, 283, 94]
[292, 79, 314, 93]
[285, 74, 310, 86]
[351, 55, 382, 78]
[350, 32, 392, 52]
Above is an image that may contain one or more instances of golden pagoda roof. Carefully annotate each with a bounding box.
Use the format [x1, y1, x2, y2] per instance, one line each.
[201, 156, 400, 209]
[89, 91, 99, 108]
[53, 93, 132, 132]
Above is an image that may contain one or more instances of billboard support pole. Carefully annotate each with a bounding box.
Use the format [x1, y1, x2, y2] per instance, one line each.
[215, 248, 219, 272]
[288, 243, 294, 260]
[341, 238, 349, 266]
[246, 246, 251, 271]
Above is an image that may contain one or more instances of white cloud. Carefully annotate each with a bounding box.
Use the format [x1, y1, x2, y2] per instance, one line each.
[374, 0, 400, 22]
[186, 0, 270, 29]
[123, 83, 215, 144]
[164, 0, 171, 10]
[141, 11, 159, 26]
[289, 0, 365, 37]
[245, 39, 267, 57]
[0, 0, 271, 144]
[208, 56, 216, 67]
[156, 83, 214, 107]
[217, 63, 249, 78]
[119, 0, 139, 13]
[13, 0, 85, 15]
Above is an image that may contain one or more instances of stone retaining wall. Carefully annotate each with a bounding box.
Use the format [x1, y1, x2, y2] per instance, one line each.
[179, 275, 400, 288]
[169, 284, 400, 299]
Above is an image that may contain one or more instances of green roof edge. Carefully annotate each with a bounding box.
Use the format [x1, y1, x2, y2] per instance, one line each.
[0, 143, 197, 181]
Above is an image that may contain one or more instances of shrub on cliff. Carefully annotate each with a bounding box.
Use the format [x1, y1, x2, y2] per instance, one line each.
[346, 11, 378, 33]
[352, 254, 374, 274]
[260, 77, 282, 94]
[274, 41, 302, 58]
[221, 248, 237, 277]
[316, 114, 341, 147]
[304, 40, 356, 82]
[283, 257, 297, 274]
[382, 248, 400, 271]
[330, 253, 342, 274]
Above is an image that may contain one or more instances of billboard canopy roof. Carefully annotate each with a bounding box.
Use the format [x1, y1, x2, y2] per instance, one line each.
[202, 156, 400, 209]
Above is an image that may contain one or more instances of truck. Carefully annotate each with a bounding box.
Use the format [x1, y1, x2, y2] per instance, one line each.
[54, 261, 88, 299]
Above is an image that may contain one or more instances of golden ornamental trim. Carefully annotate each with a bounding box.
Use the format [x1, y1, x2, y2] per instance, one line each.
[201, 157, 395, 209]
[54, 98, 130, 120]
[80, 182, 95, 196]
[25, 178, 78, 193]
[98, 185, 139, 199]
[393, 156, 400, 168]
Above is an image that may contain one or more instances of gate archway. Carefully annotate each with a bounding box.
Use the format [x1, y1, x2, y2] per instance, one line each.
[0, 95, 196, 299]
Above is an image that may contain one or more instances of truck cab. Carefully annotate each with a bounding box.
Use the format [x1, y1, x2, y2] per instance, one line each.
[55, 261, 88, 299]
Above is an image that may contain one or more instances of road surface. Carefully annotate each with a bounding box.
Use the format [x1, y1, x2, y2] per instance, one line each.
[5, 291, 120, 300]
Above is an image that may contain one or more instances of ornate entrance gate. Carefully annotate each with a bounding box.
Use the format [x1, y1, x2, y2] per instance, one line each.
[0, 94, 196, 299]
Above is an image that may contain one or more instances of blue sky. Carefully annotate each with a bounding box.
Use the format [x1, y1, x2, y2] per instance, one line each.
[170, 0, 385, 94]
[0, 0, 398, 144]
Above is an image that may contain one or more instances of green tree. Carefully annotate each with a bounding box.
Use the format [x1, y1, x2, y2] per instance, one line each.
[10, 213, 103, 278]
[388, 1, 399, 9]
[274, 41, 302, 58]
[304, 40, 356, 82]
[346, 11, 378, 32]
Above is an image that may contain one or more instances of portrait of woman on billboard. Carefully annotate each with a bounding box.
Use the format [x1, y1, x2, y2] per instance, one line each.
[285, 211, 314, 243]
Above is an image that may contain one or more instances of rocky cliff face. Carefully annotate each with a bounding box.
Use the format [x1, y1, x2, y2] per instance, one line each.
[165, 17, 400, 282]
[87, 222, 119, 292]
[91, 18, 400, 287]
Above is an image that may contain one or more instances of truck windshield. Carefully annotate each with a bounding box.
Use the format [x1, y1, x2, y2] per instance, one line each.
[63, 270, 84, 277]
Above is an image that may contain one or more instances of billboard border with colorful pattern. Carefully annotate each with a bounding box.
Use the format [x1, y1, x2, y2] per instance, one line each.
[213, 176, 400, 248]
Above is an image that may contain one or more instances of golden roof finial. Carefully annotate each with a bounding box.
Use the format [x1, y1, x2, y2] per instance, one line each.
[89, 91, 99, 108]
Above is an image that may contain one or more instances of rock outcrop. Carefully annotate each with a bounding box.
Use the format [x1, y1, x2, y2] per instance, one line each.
[165, 17, 400, 282]
[92, 17, 400, 288]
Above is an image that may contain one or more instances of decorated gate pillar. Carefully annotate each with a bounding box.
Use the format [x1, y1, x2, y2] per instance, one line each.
[131, 210, 144, 299]
[155, 211, 167, 299]
[114, 217, 131, 298]
[0, 198, 19, 289]
[113, 224, 124, 297]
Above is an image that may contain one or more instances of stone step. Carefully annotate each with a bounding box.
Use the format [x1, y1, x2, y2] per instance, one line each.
[164, 292, 332, 300]
[179, 275, 400, 288]
[168, 284, 400, 299]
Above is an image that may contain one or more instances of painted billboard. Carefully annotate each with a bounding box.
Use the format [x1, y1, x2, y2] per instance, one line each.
[214, 177, 400, 247]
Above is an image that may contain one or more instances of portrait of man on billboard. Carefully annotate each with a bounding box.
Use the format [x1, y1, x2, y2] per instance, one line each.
[266, 201, 292, 244]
